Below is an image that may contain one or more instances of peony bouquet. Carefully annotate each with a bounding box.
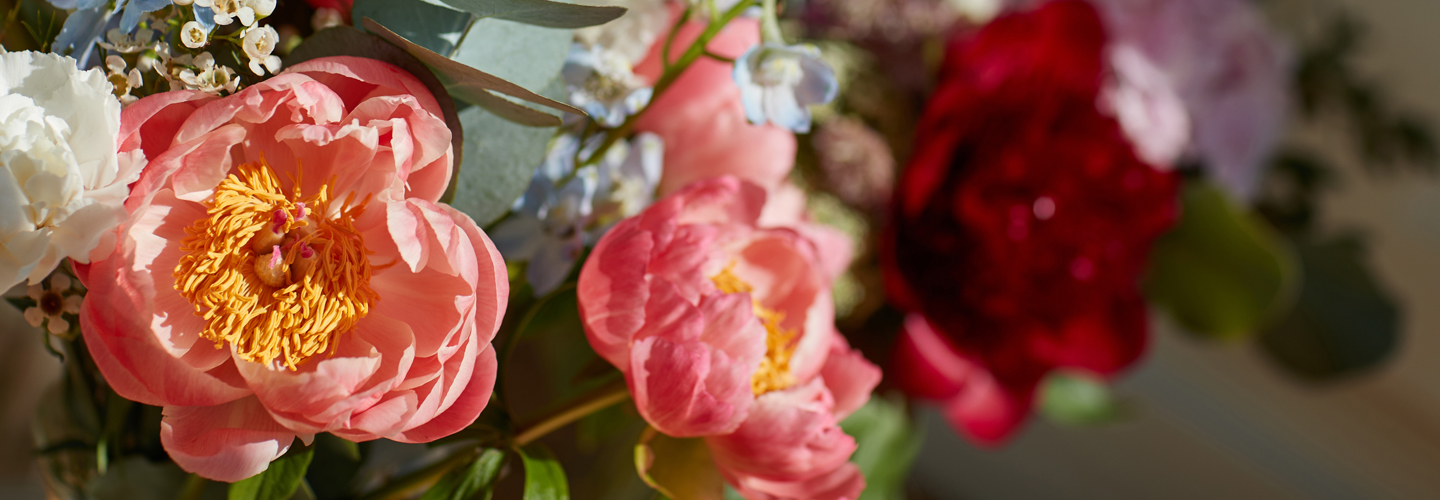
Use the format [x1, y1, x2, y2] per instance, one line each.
[1, 0, 1424, 498]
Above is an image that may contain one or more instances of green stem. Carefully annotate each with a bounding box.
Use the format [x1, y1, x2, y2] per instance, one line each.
[760, 0, 785, 45]
[511, 378, 630, 447]
[357, 447, 481, 500]
[578, 0, 757, 170]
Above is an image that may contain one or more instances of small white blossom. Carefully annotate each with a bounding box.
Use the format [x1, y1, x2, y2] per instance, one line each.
[178, 52, 240, 94]
[104, 56, 145, 105]
[173, 0, 194, 5]
[23, 272, 83, 337]
[98, 27, 156, 54]
[0, 52, 145, 289]
[198, 0, 256, 26]
[573, 0, 669, 64]
[241, 25, 282, 75]
[180, 21, 209, 49]
[733, 43, 838, 133]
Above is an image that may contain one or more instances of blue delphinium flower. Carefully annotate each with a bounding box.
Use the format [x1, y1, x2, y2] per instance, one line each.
[733, 43, 838, 133]
[562, 44, 654, 128]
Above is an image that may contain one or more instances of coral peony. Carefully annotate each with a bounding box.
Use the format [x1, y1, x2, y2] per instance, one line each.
[78, 56, 507, 481]
[0, 51, 145, 290]
[634, 15, 797, 196]
[578, 177, 878, 499]
[882, 0, 1177, 444]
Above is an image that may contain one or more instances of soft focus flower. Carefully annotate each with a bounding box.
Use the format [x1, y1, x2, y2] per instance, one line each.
[562, 44, 653, 128]
[180, 21, 208, 49]
[635, 17, 796, 195]
[811, 116, 895, 209]
[98, 27, 157, 53]
[579, 177, 878, 499]
[78, 56, 507, 481]
[491, 132, 662, 295]
[312, 8, 345, 31]
[197, 0, 264, 26]
[105, 55, 145, 105]
[241, 25, 283, 76]
[572, 0, 670, 65]
[303, 0, 354, 23]
[177, 52, 239, 94]
[1090, 0, 1290, 200]
[733, 43, 838, 133]
[882, 1, 1178, 444]
[0, 51, 144, 290]
[24, 272, 84, 337]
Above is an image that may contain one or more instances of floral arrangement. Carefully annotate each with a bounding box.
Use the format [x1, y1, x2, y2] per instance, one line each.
[1, 0, 1428, 498]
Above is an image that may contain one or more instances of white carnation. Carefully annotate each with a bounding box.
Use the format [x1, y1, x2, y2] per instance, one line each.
[0, 52, 144, 290]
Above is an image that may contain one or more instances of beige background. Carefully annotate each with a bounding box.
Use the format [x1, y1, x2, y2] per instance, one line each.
[3, 0, 1439, 498]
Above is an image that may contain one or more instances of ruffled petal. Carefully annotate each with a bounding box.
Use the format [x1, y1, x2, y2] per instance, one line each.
[160, 397, 297, 482]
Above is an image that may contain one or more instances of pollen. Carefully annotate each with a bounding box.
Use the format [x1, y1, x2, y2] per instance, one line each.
[173, 156, 380, 370]
[710, 263, 798, 395]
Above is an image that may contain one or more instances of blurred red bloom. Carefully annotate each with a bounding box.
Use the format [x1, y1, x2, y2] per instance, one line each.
[882, 0, 1178, 445]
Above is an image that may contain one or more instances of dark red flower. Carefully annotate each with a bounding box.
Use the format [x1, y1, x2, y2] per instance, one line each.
[882, 0, 1179, 445]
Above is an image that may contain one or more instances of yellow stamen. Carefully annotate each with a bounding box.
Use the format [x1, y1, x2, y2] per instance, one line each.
[710, 263, 797, 395]
[173, 156, 379, 370]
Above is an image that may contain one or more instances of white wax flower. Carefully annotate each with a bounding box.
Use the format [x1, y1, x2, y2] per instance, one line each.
[198, 0, 257, 26]
[104, 55, 144, 105]
[181, 20, 209, 48]
[24, 273, 83, 336]
[241, 25, 282, 75]
[0, 52, 145, 290]
[178, 52, 240, 94]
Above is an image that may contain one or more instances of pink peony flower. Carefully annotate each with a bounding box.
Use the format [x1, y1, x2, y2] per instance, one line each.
[77, 56, 508, 481]
[578, 177, 879, 499]
[634, 15, 797, 196]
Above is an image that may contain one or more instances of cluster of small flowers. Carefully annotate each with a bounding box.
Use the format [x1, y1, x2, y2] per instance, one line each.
[87, 0, 283, 103]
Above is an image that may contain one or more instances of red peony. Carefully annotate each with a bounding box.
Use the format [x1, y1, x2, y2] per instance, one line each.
[882, 0, 1179, 445]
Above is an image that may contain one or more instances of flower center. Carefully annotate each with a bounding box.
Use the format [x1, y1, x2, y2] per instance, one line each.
[38, 291, 64, 316]
[711, 264, 797, 395]
[174, 157, 380, 370]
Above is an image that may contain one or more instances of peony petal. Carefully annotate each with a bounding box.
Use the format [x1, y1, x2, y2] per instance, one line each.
[724, 461, 866, 500]
[817, 333, 880, 421]
[392, 343, 497, 443]
[706, 378, 854, 483]
[160, 397, 297, 482]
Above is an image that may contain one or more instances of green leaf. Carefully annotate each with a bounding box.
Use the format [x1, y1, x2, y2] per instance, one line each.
[517, 443, 569, 500]
[352, 0, 474, 56]
[633, 428, 724, 500]
[229, 443, 315, 500]
[449, 99, 557, 226]
[363, 18, 581, 125]
[285, 26, 468, 204]
[1258, 235, 1400, 381]
[420, 448, 507, 500]
[839, 397, 921, 500]
[1038, 372, 1126, 426]
[1145, 180, 1299, 340]
[423, 0, 626, 29]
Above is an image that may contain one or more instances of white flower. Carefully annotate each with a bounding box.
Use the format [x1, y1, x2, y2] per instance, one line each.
[240, 25, 282, 76]
[104, 55, 145, 105]
[198, 0, 256, 26]
[562, 44, 652, 128]
[178, 52, 240, 94]
[97, 27, 156, 54]
[592, 132, 662, 227]
[947, 0, 1004, 22]
[733, 43, 839, 133]
[180, 20, 209, 49]
[23, 272, 83, 337]
[173, 0, 194, 5]
[572, 0, 670, 65]
[312, 8, 344, 31]
[1102, 46, 1190, 168]
[0, 52, 145, 290]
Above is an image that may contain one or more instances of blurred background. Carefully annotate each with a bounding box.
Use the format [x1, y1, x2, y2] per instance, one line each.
[3, 0, 1440, 498]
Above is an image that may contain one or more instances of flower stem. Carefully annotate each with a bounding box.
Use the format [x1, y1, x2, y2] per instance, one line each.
[510, 378, 630, 447]
[578, 0, 757, 169]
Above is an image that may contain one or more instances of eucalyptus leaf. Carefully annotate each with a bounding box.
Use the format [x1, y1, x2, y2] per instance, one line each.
[286, 26, 468, 204]
[229, 444, 315, 500]
[423, 0, 625, 29]
[450, 17, 571, 91]
[517, 444, 569, 500]
[839, 397, 921, 500]
[633, 428, 725, 500]
[1145, 181, 1299, 340]
[420, 448, 506, 500]
[449, 97, 557, 226]
[1038, 372, 1126, 426]
[363, 18, 582, 124]
[1259, 235, 1400, 381]
[352, 0, 475, 56]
